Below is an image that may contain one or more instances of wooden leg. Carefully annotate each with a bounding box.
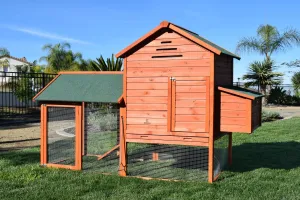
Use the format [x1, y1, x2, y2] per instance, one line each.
[119, 107, 127, 176]
[152, 152, 159, 161]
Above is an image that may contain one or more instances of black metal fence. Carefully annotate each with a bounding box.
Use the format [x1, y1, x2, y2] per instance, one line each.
[0, 71, 57, 122]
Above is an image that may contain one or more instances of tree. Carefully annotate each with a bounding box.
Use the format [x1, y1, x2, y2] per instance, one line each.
[242, 59, 283, 104]
[292, 72, 300, 97]
[236, 25, 300, 61]
[90, 54, 123, 71]
[0, 47, 10, 56]
[39, 42, 82, 72]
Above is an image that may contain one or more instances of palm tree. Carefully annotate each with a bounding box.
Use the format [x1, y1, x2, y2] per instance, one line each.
[236, 25, 300, 61]
[243, 59, 283, 104]
[90, 54, 123, 71]
[0, 47, 10, 56]
[40, 42, 82, 72]
[292, 72, 300, 96]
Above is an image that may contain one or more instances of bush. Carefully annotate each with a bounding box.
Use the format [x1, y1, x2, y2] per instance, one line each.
[262, 110, 283, 122]
[87, 110, 118, 131]
[268, 86, 300, 105]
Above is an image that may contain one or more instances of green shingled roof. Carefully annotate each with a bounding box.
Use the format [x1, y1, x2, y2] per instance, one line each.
[173, 24, 241, 60]
[219, 86, 264, 99]
[34, 74, 123, 103]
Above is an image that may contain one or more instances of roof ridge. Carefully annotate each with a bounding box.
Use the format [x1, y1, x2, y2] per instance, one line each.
[0, 55, 32, 65]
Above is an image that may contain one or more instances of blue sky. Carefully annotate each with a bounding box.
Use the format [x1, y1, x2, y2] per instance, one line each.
[1, 0, 300, 83]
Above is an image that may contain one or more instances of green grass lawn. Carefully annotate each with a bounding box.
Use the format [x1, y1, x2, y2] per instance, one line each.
[1, 118, 300, 199]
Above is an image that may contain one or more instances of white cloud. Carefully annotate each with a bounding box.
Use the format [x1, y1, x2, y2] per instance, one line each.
[7, 26, 92, 45]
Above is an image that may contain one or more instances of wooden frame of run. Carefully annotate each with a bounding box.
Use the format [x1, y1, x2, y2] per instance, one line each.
[40, 104, 82, 170]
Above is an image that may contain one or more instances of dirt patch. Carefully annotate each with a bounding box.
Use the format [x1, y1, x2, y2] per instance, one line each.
[263, 106, 300, 118]
[0, 123, 40, 151]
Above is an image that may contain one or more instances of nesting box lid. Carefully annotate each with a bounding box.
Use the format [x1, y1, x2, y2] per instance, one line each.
[218, 86, 264, 100]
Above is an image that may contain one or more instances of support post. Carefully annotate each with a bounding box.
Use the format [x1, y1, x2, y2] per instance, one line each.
[119, 107, 127, 176]
[75, 105, 82, 170]
[208, 53, 215, 183]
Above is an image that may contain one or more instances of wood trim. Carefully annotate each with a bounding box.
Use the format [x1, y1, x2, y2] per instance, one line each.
[32, 74, 61, 101]
[167, 77, 172, 132]
[58, 71, 123, 74]
[40, 104, 45, 165]
[43, 104, 48, 164]
[116, 22, 170, 58]
[228, 133, 232, 165]
[97, 145, 120, 160]
[45, 104, 77, 108]
[123, 58, 127, 103]
[208, 52, 214, 183]
[218, 86, 256, 100]
[119, 107, 127, 176]
[117, 95, 124, 104]
[45, 164, 77, 170]
[152, 152, 159, 161]
[126, 138, 209, 147]
[169, 24, 221, 55]
[75, 105, 82, 170]
[246, 100, 252, 133]
[82, 102, 85, 156]
[205, 76, 210, 132]
[171, 79, 176, 131]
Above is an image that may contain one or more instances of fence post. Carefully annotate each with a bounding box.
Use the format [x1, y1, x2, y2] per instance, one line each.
[42, 72, 46, 88]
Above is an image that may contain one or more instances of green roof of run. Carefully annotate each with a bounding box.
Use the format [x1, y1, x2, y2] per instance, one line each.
[219, 86, 264, 99]
[177, 26, 241, 60]
[34, 74, 123, 103]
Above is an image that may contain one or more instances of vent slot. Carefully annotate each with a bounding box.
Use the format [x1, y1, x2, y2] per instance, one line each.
[152, 55, 182, 58]
[161, 41, 172, 44]
[156, 48, 177, 51]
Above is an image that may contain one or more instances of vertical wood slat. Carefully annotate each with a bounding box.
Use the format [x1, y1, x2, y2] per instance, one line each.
[208, 53, 214, 183]
[40, 104, 47, 165]
[171, 79, 176, 131]
[75, 105, 82, 170]
[205, 77, 210, 132]
[119, 107, 127, 176]
[246, 100, 252, 133]
[167, 77, 172, 132]
[82, 102, 85, 156]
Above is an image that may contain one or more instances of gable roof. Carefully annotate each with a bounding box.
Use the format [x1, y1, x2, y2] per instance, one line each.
[116, 21, 240, 60]
[218, 86, 264, 100]
[0, 55, 32, 65]
[33, 72, 123, 103]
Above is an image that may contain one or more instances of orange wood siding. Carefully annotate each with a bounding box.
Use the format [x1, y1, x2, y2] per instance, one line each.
[125, 30, 211, 146]
[220, 91, 249, 133]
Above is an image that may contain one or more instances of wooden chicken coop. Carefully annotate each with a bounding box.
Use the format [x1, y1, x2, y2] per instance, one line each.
[33, 21, 263, 183]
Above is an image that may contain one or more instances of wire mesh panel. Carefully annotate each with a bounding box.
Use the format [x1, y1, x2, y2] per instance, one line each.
[47, 107, 76, 166]
[127, 143, 208, 181]
[82, 103, 120, 174]
[213, 134, 229, 178]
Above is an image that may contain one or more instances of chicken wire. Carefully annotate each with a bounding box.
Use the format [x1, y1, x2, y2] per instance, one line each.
[47, 107, 76, 166]
[82, 103, 120, 174]
[126, 143, 209, 181]
[213, 134, 229, 178]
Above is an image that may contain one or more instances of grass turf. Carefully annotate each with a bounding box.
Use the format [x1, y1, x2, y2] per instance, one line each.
[1, 118, 300, 199]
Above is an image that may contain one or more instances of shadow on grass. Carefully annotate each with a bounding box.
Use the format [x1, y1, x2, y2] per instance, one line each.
[231, 142, 300, 172]
[0, 149, 40, 166]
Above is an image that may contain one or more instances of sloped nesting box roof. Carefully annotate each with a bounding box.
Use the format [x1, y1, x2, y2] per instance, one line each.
[33, 72, 123, 103]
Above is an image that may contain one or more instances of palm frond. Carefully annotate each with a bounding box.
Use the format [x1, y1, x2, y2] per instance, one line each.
[235, 37, 263, 55]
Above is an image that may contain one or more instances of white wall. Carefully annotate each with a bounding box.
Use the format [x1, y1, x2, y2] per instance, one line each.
[0, 57, 30, 84]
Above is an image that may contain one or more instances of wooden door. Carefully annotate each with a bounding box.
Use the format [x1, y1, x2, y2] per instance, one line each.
[169, 77, 209, 133]
[40, 104, 82, 170]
